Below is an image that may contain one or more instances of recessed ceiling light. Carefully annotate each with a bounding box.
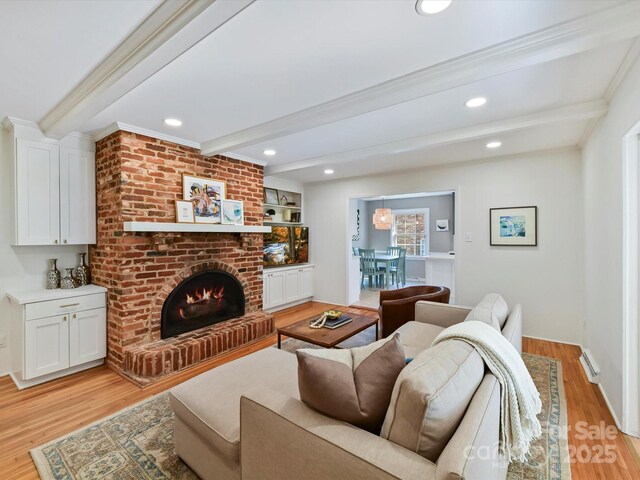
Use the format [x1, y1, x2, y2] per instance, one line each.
[486, 141, 502, 149]
[164, 118, 182, 127]
[416, 0, 452, 15]
[465, 97, 487, 108]
[324, 169, 334, 175]
[263, 149, 276, 156]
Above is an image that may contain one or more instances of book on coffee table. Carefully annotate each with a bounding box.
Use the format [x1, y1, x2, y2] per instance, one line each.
[323, 315, 352, 329]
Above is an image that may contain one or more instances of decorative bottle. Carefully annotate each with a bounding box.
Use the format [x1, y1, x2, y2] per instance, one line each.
[61, 268, 76, 289]
[75, 253, 91, 286]
[46, 259, 61, 289]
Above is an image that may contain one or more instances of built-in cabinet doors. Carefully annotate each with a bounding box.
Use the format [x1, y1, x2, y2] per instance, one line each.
[15, 139, 60, 245]
[264, 266, 315, 310]
[266, 271, 286, 308]
[299, 267, 314, 298]
[14, 139, 95, 246]
[284, 270, 300, 303]
[60, 147, 96, 244]
[69, 308, 106, 367]
[24, 314, 69, 379]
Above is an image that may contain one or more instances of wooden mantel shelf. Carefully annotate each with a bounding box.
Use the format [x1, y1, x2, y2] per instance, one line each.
[123, 222, 272, 234]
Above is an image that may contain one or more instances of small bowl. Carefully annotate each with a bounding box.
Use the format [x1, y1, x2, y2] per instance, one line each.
[324, 310, 342, 320]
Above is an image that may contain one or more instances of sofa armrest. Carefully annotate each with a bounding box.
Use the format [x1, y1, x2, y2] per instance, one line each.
[436, 374, 508, 480]
[240, 388, 435, 480]
[414, 301, 471, 329]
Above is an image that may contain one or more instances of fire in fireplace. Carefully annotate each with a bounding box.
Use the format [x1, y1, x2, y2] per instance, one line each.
[161, 270, 245, 339]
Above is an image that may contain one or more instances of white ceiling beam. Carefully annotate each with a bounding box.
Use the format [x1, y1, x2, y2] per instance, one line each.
[40, 0, 254, 139]
[265, 99, 608, 175]
[202, 2, 640, 156]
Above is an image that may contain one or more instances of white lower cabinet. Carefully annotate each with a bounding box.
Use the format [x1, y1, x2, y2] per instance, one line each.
[264, 265, 314, 310]
[69, 308, 107, 367]
[8, 285, 108, 389]
[25, 314, 69, 379]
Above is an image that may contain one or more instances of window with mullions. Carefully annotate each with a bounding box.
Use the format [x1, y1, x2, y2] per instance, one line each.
[390, 209, 428, 256]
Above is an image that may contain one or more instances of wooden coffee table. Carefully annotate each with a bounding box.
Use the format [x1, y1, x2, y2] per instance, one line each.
[277, 312, 378, 349]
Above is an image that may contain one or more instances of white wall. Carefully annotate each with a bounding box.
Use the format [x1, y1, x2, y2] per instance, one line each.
[306, 149, 584, 344]
[364, 195, 454, 253]
[581, 55, 640, 423]
[0, 128, 86, 375]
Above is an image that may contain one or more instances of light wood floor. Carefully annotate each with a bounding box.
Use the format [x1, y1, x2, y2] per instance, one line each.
[0, 301, 638, 480]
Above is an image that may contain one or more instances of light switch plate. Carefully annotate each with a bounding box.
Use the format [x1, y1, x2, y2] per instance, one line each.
[465, 233, 473, 242]
[0, 333, 6, 347]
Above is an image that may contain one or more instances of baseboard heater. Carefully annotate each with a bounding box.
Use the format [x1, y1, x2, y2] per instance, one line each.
[580, 348, 600, 384]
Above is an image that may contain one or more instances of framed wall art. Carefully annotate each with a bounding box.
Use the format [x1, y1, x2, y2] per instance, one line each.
[175, 200, 195, 223]
[490, 206, 537, 246]
[221, 199, 244, 225]
[436, 219, 449, 232]
[264, 188, 279, 205]
[182, 174, 226, 224]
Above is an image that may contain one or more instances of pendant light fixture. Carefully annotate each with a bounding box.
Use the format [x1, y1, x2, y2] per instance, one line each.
[373, 197, 392, 230]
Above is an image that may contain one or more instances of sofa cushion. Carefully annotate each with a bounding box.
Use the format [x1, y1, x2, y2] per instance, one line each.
[296, 334, 406, 433]
[394, 321, 445, 357]
[169, 347, 299, 464]
[380, 340, 485, 462]
[465, 293, 509, 330]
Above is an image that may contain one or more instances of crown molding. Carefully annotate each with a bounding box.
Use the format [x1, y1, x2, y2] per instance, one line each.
[578, 37, 640, 147]
[201, 2, 640, 156]
[94, 122, 201, 149]
[93, 122, 268, 167]
[604, 37, 640, 102]
[266, 100, 607, 175]
[40, 0, 254, 140]
[3, 116, 40, 130]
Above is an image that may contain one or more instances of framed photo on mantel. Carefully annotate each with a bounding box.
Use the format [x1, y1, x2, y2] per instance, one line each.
[490, 206, 537, 246]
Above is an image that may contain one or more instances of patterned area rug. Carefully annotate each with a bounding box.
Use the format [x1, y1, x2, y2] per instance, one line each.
[31, 341, 570, 480]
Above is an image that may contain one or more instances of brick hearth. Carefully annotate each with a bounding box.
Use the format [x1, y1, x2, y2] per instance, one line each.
[90, 130, 273, 385]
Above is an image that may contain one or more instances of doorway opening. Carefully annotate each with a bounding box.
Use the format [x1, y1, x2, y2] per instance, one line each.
[622, 120, 640, 436]
[347, 191, 456, 310]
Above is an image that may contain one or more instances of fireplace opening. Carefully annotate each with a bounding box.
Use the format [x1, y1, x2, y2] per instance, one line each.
[161, 270, 245, 339]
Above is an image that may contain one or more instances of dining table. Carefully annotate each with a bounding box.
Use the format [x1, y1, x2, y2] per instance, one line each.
[374, 253, 399, 288]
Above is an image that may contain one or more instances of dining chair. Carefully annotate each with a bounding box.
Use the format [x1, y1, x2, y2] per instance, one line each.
[359, 249, 383, 289]
[386, 247, 406, 287]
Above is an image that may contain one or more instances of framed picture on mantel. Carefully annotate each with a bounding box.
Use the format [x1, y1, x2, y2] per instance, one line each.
[182, 174, 226, 224]
[490, 206, 537, 246]
[175, 200, 195, 223]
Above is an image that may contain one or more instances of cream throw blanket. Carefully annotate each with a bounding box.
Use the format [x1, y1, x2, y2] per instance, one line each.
[432, 321, 542, 462]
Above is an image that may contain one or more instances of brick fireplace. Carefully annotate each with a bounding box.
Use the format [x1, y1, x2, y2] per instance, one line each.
[90, 130, 274, 386]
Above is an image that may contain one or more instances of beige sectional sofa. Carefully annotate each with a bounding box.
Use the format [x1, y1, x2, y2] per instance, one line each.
[169, 294, 522, 480]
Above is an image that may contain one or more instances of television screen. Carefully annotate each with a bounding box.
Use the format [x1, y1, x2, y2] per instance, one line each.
[263, 226, 309, 267]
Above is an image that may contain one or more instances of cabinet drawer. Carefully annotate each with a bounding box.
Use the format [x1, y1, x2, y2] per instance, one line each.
[25, 293, 106, 320]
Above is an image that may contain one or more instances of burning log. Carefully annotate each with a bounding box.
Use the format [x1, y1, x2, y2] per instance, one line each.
[178, 287, 224, 320]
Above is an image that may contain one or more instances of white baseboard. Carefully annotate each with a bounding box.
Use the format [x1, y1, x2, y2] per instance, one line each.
[522, 334, 582, 348]
[265, 297, 315, 313]
[598, 383, 623, 430]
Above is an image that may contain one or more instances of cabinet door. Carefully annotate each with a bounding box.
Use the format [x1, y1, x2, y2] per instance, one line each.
[284, 270, 300, 303]
[263, 274, 270, 309]
[267, 272, 286, 307]
[60, 147, 96, 245]
[299, 266, 314, 298]
[69, 308, 106, 367]
[24, 314, 69, 379]
[15, 139, 60, 245]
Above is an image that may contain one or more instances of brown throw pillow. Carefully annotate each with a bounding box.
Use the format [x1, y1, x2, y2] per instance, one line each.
[296, 334, 406, 433]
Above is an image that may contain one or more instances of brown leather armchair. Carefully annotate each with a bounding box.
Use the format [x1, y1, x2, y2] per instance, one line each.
[379, 285, 451, 337]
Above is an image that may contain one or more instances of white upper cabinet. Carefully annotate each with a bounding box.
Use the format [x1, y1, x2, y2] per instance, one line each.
[8, 120, 96, 246]
[60, 146, 96, 244]
[15, 139, 60, 245]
